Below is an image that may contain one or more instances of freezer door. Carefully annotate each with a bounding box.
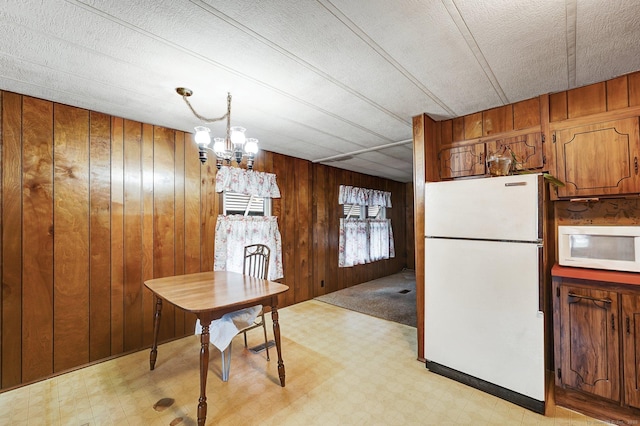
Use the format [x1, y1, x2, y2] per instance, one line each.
[425, 238, 545, 401]
[425, 174, 541, 241]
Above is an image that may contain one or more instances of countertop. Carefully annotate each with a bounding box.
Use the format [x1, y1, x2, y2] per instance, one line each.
[552, 264, 640, 286]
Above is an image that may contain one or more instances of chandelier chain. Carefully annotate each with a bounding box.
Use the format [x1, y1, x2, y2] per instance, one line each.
[226, 93, 231, 141]
[181, 94, 230, 123]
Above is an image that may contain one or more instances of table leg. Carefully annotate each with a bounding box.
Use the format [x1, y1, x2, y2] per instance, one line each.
[150, 297, 163, 370]
[197, 320, 211, 426]
[271, 304, 286, 387]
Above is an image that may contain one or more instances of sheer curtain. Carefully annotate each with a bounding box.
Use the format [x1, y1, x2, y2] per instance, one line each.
[338, 219, 370, 267]
[213, 215, 284, 281]
[338, 185, 392, 207]
[338, 218, 395, 267]
[338, 185, 395, 267]
[369, 219, 395, 261]
[215, 165, 281, 197]
[213, 166, 283, 280]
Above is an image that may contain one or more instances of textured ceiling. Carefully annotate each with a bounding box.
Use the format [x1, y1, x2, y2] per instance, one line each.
[2, 0, 640, 182]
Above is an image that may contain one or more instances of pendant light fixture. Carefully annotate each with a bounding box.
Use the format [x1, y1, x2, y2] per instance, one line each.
[176, 87, 258, 169]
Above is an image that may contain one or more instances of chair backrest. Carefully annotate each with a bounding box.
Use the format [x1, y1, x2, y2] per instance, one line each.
[243, 244, 270, 280]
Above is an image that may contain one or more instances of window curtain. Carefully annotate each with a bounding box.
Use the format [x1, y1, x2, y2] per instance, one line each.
[214, 215, 284, 281]
[216, 165, 281, 198]
[338, 218, 395, 267]
[338, 185, 391, 207]
[369, 218, 395, 261]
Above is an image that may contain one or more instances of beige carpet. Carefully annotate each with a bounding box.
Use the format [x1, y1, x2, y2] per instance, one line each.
[315, 269, 416, 327]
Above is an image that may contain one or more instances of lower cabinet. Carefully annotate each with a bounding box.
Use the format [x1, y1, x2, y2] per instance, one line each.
[556, 284, 620, 401]
[622, 293, 640, 409]
[553, 269, 640, 421]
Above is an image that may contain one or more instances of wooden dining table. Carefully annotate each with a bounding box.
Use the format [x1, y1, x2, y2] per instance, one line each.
[144, 270, 289, 426]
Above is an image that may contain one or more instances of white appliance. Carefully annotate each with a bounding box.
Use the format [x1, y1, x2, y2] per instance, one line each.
[425, 173, 545, 413]
[558, 225, 640, 272]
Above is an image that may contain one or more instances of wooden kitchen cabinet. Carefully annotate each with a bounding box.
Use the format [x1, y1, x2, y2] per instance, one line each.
[552, 265, 640, 423]
[554, 117, 640, 198]
[555, 282, 620, 401]
[438, 143, 485, 179]
[439, 132, 543, 179]
[622, 293, 640, 409]
[486, 132, 544, 171]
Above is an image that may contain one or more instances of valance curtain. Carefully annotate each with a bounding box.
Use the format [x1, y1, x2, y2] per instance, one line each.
[338, 218, 395, 267]
[215, 165, 281, 198]
[213, 215, 284, 281]
[338, 185, 391, 207]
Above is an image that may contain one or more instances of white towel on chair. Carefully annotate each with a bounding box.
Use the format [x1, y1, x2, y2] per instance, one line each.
[194, 305, 262, 351]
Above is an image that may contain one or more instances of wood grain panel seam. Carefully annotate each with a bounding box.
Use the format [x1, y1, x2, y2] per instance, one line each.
[1, 92, 24, 387]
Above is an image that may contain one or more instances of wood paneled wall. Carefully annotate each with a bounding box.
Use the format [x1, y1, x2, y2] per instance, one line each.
[0, 90, 409, 390]
[412, 114, 439, 362]
[438, 97, 541, 146]
[0, 92, 208, 388]
[549, 73, 640, 122]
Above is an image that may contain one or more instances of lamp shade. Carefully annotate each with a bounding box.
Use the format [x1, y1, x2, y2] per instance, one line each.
[194, 126, 211, 146]
[212, 137, 226, 155]
[230, 126, 246, 146]
[245, 138, 259, 154]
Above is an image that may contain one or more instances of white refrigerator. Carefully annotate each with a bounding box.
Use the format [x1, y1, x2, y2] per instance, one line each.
[424, 173, 545, 413]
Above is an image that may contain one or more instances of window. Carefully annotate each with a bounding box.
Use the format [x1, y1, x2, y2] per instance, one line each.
[367, 205, 384, 219]
[223, 191, 272, 216]
[343, 204, 385, 219]
[338, 184, 394, 267]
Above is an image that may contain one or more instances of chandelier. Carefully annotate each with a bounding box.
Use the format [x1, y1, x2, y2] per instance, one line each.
[176, 87, 259, 169]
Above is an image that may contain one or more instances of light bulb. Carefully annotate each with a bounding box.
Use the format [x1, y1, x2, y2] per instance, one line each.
[194, 126, 211, 146]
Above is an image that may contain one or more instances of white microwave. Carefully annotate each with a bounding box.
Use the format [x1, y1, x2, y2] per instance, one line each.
[558, 225, 640, 272]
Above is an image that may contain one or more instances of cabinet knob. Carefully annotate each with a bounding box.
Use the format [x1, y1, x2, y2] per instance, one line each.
[635, 157, 638, 175]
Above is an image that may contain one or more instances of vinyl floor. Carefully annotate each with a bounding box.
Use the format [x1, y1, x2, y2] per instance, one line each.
[0, 300, 610, 425]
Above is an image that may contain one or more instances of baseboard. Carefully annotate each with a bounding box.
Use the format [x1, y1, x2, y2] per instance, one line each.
[426, 361, 545, 414]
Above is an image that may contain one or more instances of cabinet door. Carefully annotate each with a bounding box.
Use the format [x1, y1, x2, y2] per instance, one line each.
[438, 143, 485, 179]
[555, 117, 640, 198]
[622, 293, 640, 409]
[486, 132, 544, 171]
[559, 285, 620, 401]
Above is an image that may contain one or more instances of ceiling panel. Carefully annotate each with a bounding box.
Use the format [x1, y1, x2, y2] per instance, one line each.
[575, 0, 640, 86]
[329, 0, 506, 117]
[452, 0, 569, 103]
[1, 0, 640, 183]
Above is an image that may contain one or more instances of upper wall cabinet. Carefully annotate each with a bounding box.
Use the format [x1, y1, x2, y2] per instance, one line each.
[554, 117, 640, 198]
[438, 143, 485, 179]
[439, 132, 543, 179]
[486, 133, 544, 171]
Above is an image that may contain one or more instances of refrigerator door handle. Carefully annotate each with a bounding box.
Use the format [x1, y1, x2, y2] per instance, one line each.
[505, 181, 527, 187]
[537, 245, 544, 312]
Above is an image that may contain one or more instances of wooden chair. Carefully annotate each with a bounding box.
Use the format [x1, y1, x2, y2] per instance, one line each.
[216, 243, 272, 382]
[239, 244, 272, 361]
